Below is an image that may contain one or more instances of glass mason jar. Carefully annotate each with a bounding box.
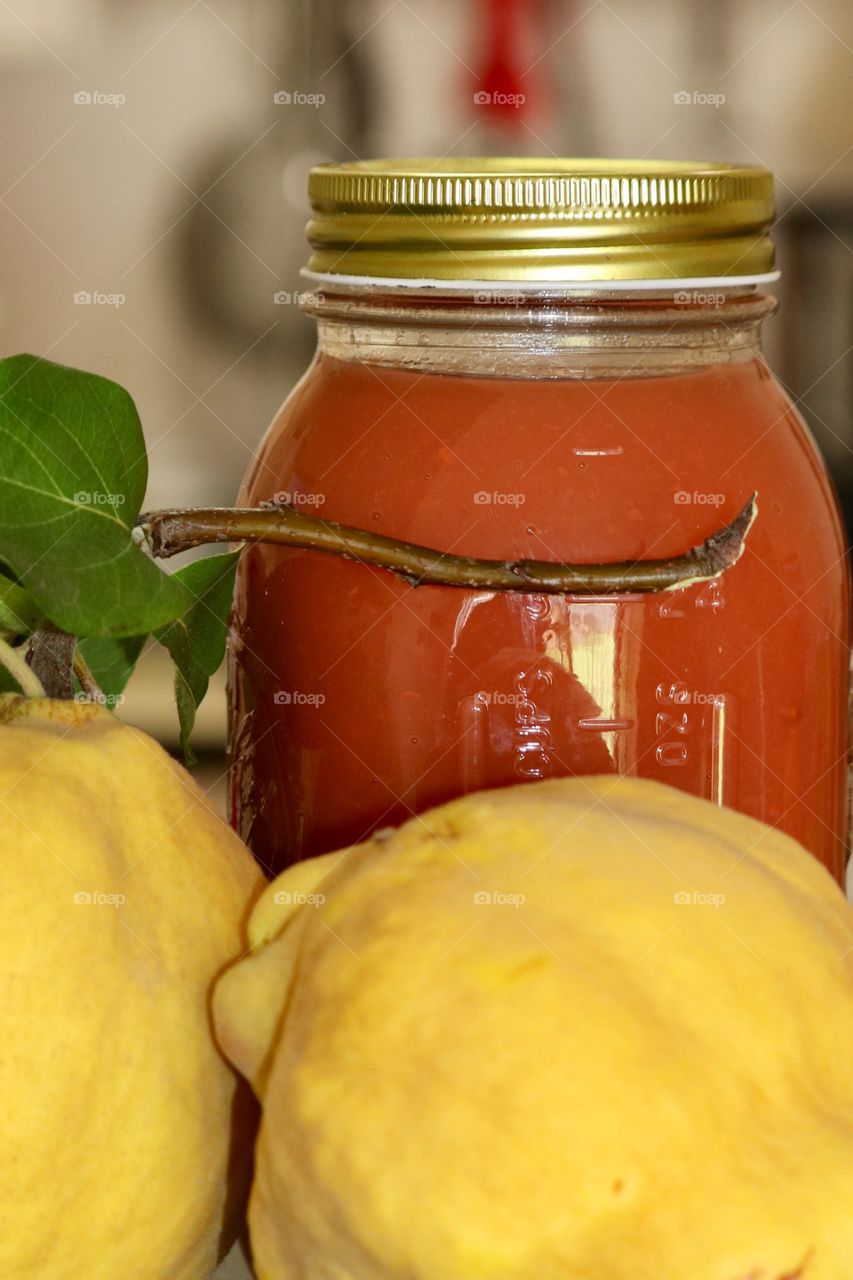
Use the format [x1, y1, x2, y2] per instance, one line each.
[229, 159, 850, 883]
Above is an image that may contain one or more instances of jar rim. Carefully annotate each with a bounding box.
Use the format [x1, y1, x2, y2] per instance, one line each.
[301, 269, 781, 295]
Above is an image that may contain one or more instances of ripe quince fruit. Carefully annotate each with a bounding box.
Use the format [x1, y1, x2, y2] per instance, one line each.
[215, 776, 853, 1280]
[0, 695, 265, 1279]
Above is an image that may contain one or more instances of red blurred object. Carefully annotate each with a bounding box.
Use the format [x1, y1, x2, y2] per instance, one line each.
[474, 0, 543, 123]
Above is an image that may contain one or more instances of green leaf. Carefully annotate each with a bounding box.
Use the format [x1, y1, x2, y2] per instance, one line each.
[0, 355, 190, 638]
[78, 633, 147, 702]
[154, 551, 240, 762]
[0, 572, 44, 635]
[0, 635, 43, 695]
[0, 652, 24, 692]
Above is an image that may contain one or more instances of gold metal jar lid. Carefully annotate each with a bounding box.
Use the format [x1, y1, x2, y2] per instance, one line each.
[305, 158, 776, 286]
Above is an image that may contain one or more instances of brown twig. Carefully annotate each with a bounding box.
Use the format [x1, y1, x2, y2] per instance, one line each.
[73, 648, 105, 701]
[27, 626, 76, 699]
[136, 494, 757, 595]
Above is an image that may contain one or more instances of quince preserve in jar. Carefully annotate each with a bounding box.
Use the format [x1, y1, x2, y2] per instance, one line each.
[229, 159, 850, 882]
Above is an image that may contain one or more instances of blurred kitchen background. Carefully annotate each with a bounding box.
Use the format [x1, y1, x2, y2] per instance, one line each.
[1, 0, 852, 757]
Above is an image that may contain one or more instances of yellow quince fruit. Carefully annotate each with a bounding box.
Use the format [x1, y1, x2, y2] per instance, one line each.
[0, 695, 265, 1279]
[215, 775, 853, 1280]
